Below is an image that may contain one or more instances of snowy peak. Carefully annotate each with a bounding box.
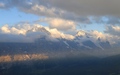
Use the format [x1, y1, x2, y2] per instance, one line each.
[0, 25, 112, 51]
[76, 30, 86, 37]
[74, 30, 112, 50]
[26, 25, 51, 35]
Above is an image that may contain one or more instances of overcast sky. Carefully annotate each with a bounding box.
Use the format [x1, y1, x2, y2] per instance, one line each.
[0, 0, 120, 44]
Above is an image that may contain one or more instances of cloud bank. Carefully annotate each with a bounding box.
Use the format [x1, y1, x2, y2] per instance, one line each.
[0, 23, 75, 43]
[0, 23, 119, 46]
[1, 0, 120, 24]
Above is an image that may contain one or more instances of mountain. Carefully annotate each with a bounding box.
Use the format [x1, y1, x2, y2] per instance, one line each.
[0, 27, 113, 55]
[75, 30, 111, 50]
[0, 26, 118, 75]
[27, 25, 51, 35]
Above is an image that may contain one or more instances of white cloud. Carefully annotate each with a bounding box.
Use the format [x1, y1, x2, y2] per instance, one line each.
[0, 23, 120, 45]
[40, 18, 76, 31]
[23, 4, 58, 17]
[0, 23, 47, 35]
[1, 25, 11, 33]
[89, 30, 107, 40]
[76, 30, 118, 44]
[45, 27, 75, 40]
[0, 24, 49, 42]
[0, 23, 75, 42]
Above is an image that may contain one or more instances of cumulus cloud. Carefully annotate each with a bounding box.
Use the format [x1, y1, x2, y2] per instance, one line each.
[0, 23, 75, 42]
[1, 24, 35, 35]
[87, 30, 120, 44]
[76, 30, 107, 42]
[39, 18, 76, 31]
[45, 27, 75, 40]
[0, 24, 50, 42]
[75, 29, 119, 45]
[0, 23, 120, 45]
[1, 25, 11, 33]
[23, 4, 60, 17]
[89, 31, 108, 40]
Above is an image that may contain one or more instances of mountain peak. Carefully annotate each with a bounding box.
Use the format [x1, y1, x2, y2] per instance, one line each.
[76, 30, 86, 37]
[27, 25, 51, 35]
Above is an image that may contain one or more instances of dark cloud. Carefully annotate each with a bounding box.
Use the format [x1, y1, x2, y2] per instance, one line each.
[104, 25, 120, 36]
[91, 16, 120, 24]
[1, 0, 120, 27]
[49, 0, 120, 16]
[106, 17, 120, 25]
[0, 0, 91, 23]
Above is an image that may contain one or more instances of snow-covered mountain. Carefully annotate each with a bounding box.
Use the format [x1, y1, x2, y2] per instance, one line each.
[74, 30, 111, 50]
[0, 25, 112, 55]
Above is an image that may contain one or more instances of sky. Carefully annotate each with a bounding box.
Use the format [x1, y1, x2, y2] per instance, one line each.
[0, 8, 39, 26]
[0, 4, 104, 32]
[0, 0, 120, 44]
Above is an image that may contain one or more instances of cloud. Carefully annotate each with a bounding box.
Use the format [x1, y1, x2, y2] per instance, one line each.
[105, 25, 120, 36]
[0, 23, 75, 42]
[45, 27, 75, 40]
[40, 18, 76, 31]
[23, 4, 60, 17]
[105, 17, 120, 24]
[0, 23, 120, 45]
[0, 0, 90, 23]
[89, 31, 108, 40]
[1, 25, 11, 33]
[5, 0, 120, 17]
[21, 3, 91, 23]
[91, 16, 120, 24]
[76, 30, 108, 42]
[32, 0, 120, 24]
[76, 29, 119, 45]
[0, 24, 50, 42]
[49, 0, 120, 16]
[1, 0, 120, 24]
[89, 28, 120, 44]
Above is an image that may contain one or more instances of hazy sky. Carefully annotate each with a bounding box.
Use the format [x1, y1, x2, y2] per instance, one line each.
[0, 0, 120, 44]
